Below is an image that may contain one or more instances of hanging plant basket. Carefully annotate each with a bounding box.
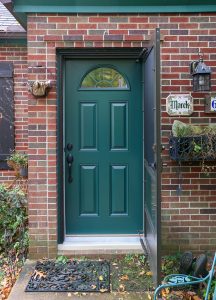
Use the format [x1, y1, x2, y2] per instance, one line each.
[19, 167, 28, 177]
[169, 135, 216, 162]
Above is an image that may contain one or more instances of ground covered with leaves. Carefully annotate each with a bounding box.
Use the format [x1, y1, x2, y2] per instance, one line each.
[1, 250, 216, 299]
[110, 253, 153, 293]
[25, 254, 153, 295]
[160, 253, 216, 300]
[0, 182, 214, 300]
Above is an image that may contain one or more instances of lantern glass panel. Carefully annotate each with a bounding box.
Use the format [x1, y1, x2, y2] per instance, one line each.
[193, 74, 211, 92]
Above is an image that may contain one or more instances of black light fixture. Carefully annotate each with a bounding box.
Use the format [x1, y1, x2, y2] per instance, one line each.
[190, 54, 211, 92]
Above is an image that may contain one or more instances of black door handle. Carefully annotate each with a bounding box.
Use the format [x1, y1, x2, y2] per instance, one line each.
[67, 143, 73, 151]
[66, 153, 74, 183]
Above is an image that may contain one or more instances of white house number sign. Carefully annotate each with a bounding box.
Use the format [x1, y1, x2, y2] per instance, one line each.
[166, 94, 193, 116]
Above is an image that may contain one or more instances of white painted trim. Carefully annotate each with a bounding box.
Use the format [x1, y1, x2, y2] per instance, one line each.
[58, 235, 142, 251]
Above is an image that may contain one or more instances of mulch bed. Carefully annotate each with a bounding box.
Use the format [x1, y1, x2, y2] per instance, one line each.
[25, 260, 110, 293]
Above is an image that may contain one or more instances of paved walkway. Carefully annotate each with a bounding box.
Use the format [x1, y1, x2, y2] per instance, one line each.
[8, 260, 152, 300]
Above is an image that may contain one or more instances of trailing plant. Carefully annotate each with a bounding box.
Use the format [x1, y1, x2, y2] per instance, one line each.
[170, 120, 216, 174]
[0, 184, 28, 283]
[7, 151, 28, 168]
[7, 151, 28, 177]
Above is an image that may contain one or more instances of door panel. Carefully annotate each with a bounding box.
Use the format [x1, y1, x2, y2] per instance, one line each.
[110, 165, 128, 215]
[111, 103, 128, 149]
[65, 59, 142, 234]
[79, 165, 98, 215]
[80, 103, 97, 150]
[143, 28, 161, 285]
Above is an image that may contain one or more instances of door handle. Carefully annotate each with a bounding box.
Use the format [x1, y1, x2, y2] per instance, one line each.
[67, 143, 73, 151]
[66, 153, 74, 183]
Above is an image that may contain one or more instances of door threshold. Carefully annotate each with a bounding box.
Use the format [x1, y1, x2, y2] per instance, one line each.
[58, 235, 143, 255]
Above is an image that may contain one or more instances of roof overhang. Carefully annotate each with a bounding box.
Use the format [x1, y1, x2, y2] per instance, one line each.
[7, 0, 216, 30]
[1, 0, 27, 29]
[12, 0, 216, 13]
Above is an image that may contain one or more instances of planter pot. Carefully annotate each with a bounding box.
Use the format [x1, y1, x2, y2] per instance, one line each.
[169, 136, 216, 161]
[19, 167, 28, 177]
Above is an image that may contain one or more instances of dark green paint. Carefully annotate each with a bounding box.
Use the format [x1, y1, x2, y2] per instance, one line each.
[57, 53, 65, 244]
[0, 38, 27, 45]
[13, 0, 216, 13]
[65, 59, 142, 234]
[143, 28, 161, 286]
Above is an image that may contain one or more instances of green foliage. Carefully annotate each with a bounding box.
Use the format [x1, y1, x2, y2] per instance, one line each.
[172, 120, 216, 174]
[56, 255, 68, 265]
[172, 120, 216, 138]
[124, 253, 135, 263]
[123, 253, 146, 265]
[202, 278, 216, 299]
[193, 142, 202, 153]
[172, 121, 193, 137]
[161, 253, 181, 276]
[0, 184, 28, 255]
[7, 151, 28, 168]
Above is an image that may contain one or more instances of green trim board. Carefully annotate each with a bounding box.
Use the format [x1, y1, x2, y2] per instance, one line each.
[0, 38, 27, 45]
[13, 0, 216, 13]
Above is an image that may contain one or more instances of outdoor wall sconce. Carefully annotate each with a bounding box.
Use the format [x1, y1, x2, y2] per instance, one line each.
[190, 54, 211, 92]
[28, 80, 51, 97]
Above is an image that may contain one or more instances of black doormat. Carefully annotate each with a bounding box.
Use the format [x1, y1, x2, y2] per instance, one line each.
[25, 260, 110, 293]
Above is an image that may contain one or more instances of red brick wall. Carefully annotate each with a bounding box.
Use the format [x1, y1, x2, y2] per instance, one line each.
[0, 44, 28, 183]
[26, 13, 216, 258]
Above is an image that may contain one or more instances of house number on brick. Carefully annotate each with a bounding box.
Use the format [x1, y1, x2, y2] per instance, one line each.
[166, 94, 193, 116]
[205, 95, 216, 113]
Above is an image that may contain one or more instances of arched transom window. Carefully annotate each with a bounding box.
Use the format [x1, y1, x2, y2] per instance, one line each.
[80, 66, 129, 90]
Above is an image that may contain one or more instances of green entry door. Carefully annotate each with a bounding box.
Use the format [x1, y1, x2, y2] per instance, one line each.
[64, 58, 142, 234]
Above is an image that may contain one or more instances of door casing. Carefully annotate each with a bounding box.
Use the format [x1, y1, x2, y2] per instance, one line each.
[57, 47, 149, 243]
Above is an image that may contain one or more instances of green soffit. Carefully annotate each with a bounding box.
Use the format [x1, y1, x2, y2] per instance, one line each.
[13, 0, 216, 13]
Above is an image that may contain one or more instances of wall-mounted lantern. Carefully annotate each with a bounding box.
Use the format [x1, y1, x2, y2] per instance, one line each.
[190, 54, 211, 92]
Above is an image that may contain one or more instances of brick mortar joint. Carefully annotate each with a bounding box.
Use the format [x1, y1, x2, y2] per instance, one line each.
[43, 34, 152, 42]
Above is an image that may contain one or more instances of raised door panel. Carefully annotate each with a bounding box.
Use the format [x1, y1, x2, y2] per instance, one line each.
[110, 103, 128, 150]
[110, 165, 128, 215]
[79, 165, 99, 216]
[80, 103, 98, 150]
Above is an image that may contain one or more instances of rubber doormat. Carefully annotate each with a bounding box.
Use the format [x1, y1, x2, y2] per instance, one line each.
[25, 260, 110, 292]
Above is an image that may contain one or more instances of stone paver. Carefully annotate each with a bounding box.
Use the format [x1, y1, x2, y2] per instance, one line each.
[8, 260, 151, 300]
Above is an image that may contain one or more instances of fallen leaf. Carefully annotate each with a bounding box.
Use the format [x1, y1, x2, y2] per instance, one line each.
[99, 288, 108, 293]
[67, 292, 72, 297]
[120, 275, 129, 281]
[147, 293, 152, 300]
[187, 291, 196, 297]
[91, 284, 97, 290]
[118, 284, 125, 292]
[73, 292, 79, 295]
[112, 262, 118, 266]
[161, 288, 170, 297]
[99, 275, 104, 281]
[146, 271, 153, 276]
[192, 296, 202, 300]
[139, 270, 145, 276]
[2, 286, 11, 299]
[33, 270, 46, 280]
